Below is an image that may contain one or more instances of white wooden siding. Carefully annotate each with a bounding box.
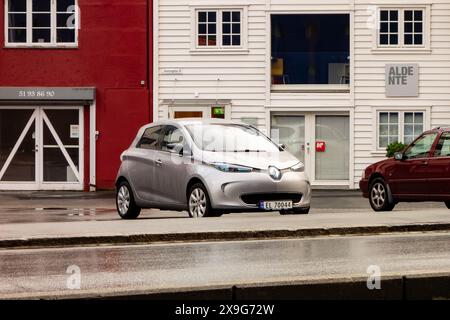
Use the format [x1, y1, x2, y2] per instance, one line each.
[156, 0, 450, 188]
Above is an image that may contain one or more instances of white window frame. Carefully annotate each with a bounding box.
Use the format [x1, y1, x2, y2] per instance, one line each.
[190, 6, 248, 53]
[372, 107, 430, 153]
[373, 6, 431, 53]
[4, 0, 79, 48]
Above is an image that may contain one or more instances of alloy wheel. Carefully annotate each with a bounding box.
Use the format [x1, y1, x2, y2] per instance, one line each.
[117, 185, 131, 215]
[370, 182, 386, 209]
[189, 187, 207, 218]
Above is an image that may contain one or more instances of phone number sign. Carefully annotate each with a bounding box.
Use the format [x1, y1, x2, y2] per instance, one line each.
[0, 87, 95, 101]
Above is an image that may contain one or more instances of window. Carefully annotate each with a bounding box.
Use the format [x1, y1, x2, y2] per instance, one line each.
[196, 9, 242, 49]
[378, 111, 425, 149]
[434, 133, 450, 157]
[5, 0, 78, 47]
[138, 126, 163, 150]
[271, 14, 350, 86]
[403, 132, 437, 159]
[161, 126, 185, 153]
[378, 8, 425, 48]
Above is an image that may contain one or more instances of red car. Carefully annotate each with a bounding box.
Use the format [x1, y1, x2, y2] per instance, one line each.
[360, 127, 450, 211]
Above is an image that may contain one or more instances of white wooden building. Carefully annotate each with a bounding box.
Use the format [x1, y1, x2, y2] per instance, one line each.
[153, 0, 450, 189]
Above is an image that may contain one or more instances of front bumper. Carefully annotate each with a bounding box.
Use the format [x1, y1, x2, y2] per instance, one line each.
[359, 178, 369, 198]
[203, 169, 311, 210]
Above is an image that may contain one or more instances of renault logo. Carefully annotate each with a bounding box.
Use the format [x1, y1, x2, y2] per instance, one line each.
[268, 166, 282, 180]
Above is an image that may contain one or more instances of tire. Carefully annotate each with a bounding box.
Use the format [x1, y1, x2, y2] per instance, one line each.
[369, 178, 395, 212]
[280, 207, 310, 215]
[116, 181, 141, 219]
[445, 201, 450, 209]
[187, 183, 220, 218]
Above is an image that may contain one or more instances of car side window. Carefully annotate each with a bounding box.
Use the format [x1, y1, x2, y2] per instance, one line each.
[137, 126, 163, 150]
[404, 133, 437, 160]
[433, 133, 450, 157]
[161, 126, 186, 152]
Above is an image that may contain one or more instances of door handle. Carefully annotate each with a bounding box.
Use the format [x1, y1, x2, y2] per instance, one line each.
[155, 159, 163, 166]
[420, 161, 428, 166]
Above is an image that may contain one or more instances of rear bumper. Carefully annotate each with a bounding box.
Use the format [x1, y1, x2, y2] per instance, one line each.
[359, 179, 369, 198]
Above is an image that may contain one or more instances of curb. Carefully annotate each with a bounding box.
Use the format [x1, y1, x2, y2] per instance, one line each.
[1, 223, 450, 249]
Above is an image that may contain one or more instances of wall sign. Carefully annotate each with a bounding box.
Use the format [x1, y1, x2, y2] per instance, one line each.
[385, 64, 419, 97]
[70, 125, 80, 139]
[0, 87, 95, 101]
[316, 141, 326, 152]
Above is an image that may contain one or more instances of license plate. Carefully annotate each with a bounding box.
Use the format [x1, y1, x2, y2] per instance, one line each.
[259, 200, 293, 211]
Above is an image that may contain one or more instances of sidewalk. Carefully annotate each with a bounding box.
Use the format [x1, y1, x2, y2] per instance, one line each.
[1, 208, 450, 248]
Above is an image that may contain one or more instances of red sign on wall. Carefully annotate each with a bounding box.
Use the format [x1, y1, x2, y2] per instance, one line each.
[316, 141, 326, 152]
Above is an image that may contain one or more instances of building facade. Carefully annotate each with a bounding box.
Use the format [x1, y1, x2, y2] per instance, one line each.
[0, 0, 152, 190]
[154, 0, 450, 189]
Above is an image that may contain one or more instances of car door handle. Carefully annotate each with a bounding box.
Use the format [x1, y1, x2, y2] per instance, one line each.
[420, 161, 428, 166]
[155, 159, 163, 166]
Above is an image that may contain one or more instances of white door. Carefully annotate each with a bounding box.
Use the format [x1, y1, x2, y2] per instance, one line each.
[0, 107, 84, 190]
[271, 113, 349, 186]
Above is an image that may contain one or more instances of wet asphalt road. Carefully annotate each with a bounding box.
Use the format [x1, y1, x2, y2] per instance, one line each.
[1, 232, 450, 298]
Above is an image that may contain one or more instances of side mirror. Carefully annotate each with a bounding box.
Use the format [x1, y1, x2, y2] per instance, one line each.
[394, 152, 404, 161]
[167, 143, 184, 156]
[278, 144, 286, 150]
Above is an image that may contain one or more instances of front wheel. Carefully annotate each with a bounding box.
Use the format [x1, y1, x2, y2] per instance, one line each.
[188, 183, 220, 218]
[280, 207, 310, 215]
[116, 181, 141, 219]
[369, 178, 395, 212]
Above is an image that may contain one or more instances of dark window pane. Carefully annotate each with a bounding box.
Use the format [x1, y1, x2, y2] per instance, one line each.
[207, 35, 216, 46]
[198, 35, 207, 46]
[8, 28, 26, 42]
[390, 34, 398, 45]
[390, 22, 398, 33]
[414, 22, 423, 33]
[232, 35, 241, 46]
[405, 34, 413, 45]
[208, 23, 216, 34]
[32, 28, 51, 43]
[405, 22, 413, 33]
[198, 12, 206, 23]
[380, 22, 388, 32]
[223, 12, 230, 22]
[414, 34, 423, 45]
[380, 10, 388, 21]
[208, 12, 216, 22]
[57, 28, 75, 43]
[57, 13, 73, 27]
[33, 0, 50, 12]
[198, 23, 206, 34]
[380, 34, 388, 45]
[232, 11, 241, 22]
[390, 10, 398, 21]
[222, 35, 231, 46]
[8, 13, 26, 28]
[223, 23, 230, 34]
[33, 13, 51, 28]
[57, 0, 75, 12]
[9, 0, 27, 12]
[405, 10, 413, 21]
[232, 23, 240, 33]
[414, 10, 423, 21]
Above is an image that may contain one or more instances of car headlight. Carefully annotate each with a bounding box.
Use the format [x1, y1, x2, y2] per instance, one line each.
[290, 162, 305, 172]
[212, 163, 253, 173]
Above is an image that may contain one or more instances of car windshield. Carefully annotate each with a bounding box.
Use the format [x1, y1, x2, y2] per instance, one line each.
[185, 124, 281, 152]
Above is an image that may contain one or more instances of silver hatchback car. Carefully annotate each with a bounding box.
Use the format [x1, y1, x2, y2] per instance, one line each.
[115, 119, 311, 218]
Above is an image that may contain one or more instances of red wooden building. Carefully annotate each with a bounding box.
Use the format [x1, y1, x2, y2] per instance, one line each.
[0, 0, 152, 190]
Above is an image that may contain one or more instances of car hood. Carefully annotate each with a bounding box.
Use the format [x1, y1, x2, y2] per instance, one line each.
[199, 150, 301, 170]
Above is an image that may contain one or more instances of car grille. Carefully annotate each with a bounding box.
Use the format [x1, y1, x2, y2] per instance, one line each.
[241, 193, 303, 205]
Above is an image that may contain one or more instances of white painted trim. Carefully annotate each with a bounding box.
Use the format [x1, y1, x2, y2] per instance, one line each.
[153, 0, 159, 122]
[89, 100, 96, 191]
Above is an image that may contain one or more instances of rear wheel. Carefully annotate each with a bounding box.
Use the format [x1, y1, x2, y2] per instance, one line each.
[116, 181, 141, 219]
[188, 183, 221, 218]
[280, 207, 310, 215]
[369, 178, 395, 212]
[444, 201, 450, 209]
